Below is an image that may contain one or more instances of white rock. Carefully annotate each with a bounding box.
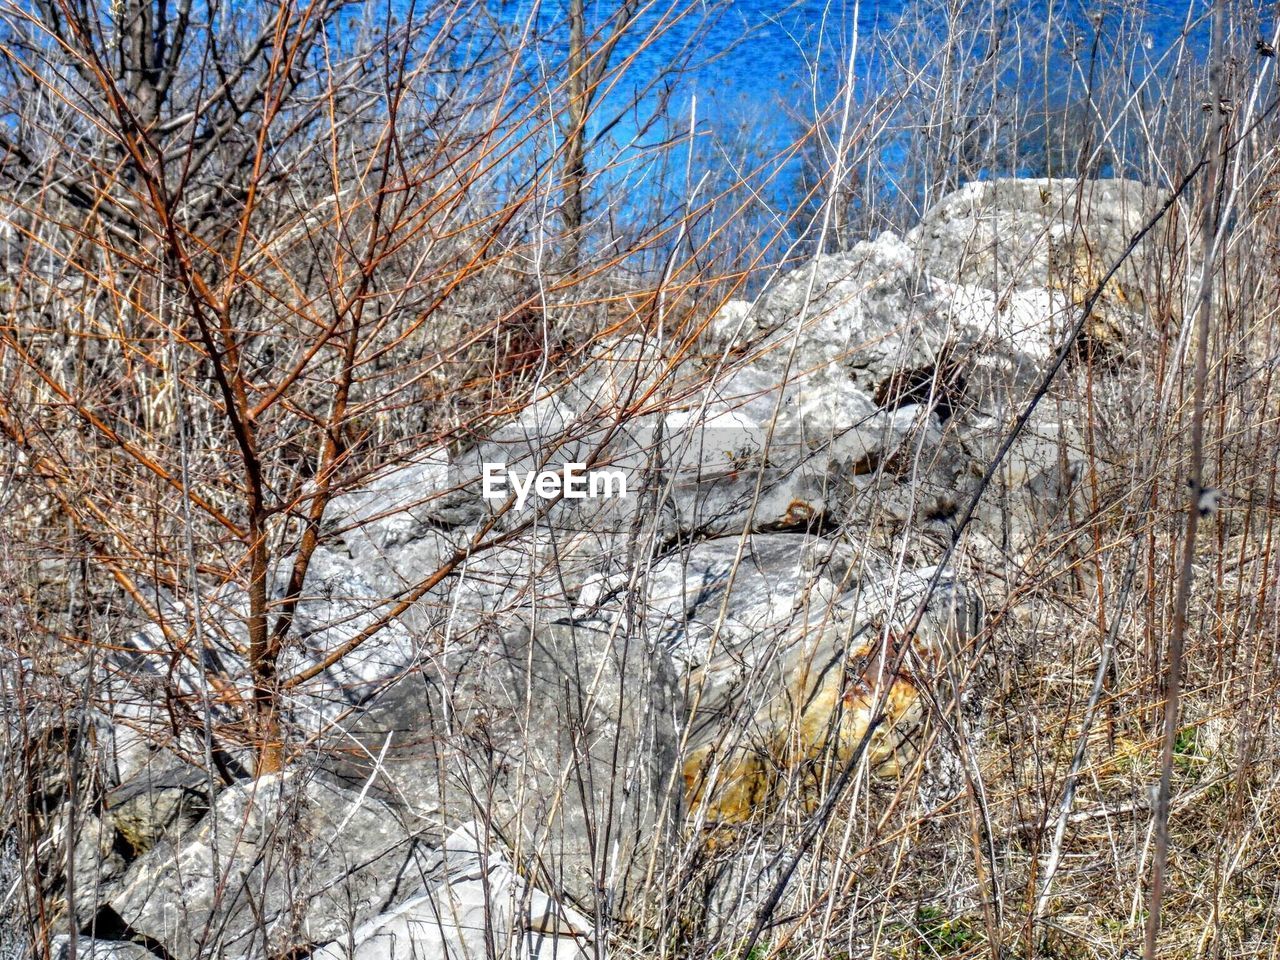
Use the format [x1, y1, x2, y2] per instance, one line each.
[327, 449, 456, 565]
[109, 773, 432, 960]
[50, 939, 155, 960]
[637, 534, 881, 669]
[312, 822, 593, 960]
[907, 176, 1169, 293]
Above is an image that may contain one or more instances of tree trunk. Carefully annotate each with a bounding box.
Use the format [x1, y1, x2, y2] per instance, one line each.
[562, 0, 589, 267]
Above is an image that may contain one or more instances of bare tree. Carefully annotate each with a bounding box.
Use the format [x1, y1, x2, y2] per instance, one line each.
[0, 0, 570, 775]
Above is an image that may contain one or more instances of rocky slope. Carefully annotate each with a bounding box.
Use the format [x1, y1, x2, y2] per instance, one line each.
[41, 177, 1177, 959]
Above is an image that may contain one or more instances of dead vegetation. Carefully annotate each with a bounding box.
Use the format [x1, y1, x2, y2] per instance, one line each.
[1, 0, 1279, 959]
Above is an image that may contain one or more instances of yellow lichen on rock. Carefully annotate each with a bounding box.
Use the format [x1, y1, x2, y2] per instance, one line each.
[1047, 235, 1143, 357]
[681, 627, 932, 830]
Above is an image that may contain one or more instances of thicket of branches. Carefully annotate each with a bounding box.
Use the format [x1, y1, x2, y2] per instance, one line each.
[2, 0, 1280, 958]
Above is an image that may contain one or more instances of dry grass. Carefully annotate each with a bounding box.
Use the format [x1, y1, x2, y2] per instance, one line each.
[3, 1, 1280, 959]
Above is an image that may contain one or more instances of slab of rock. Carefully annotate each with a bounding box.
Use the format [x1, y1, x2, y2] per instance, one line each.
[657, 361, 895, 537]
[50, 938, 155, 960]
[326, 449, 476, 569]
[628, 533, 880, 670]
[678, 554, 986, 827]
[585, 530, 985, 827]
[421, 351, 894, 550]
[276, 544, 423, 712]
[321, 617, 682, 917]
[45, 809, 126, 930]
[312, 822, 592, 960]
[698, 178, 1177, 557]
[681, 617, 920, 826]
[115, 544, 422, 743]
[106, 761, 210, 856]
[711, 233, 1005, 400]
[108, 772, 432, 960]
[906, 177, 1168, 296]
[908, 177, 1181, 368]
[704, 234, 1062, 549]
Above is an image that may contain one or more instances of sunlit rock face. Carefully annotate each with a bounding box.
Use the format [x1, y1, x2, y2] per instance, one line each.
[108, 773, 436, 960]
[663, 177, 1169, 828]
[72, 177, 1174, 956]
[907, 177, 1169, 297]
[668, 552, 985, 828]
[310, 822, 595, 960]
[319, 617, 682, 914]
[708, 176, 1173, 558]
[906, 177, 1175, 364]
[681, 624, 927, 827]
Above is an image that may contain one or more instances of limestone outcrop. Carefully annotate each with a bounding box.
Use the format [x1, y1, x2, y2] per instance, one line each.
[43, 177, 1172, 958]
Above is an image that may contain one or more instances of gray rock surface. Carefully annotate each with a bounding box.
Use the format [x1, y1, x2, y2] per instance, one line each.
[311, 822, 592, 960]
[49, 939, 155, 960]
[321, 616, 682, 915]
[705, 234, 1058, 550]
[46, 809, 126, 929]
[710, 231, 1056, 401]
[67, 811, 125, 894]
[74, 176, 1165, 951]
[679, 560, 986, 825]
[108, 772, 432, 960]
[106, 761, 211, 856]
[326, 448, 476, 569]
[656, 361, 898, 537]
[906, 177, 1168, 295]
[628, 533, 877, 669]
